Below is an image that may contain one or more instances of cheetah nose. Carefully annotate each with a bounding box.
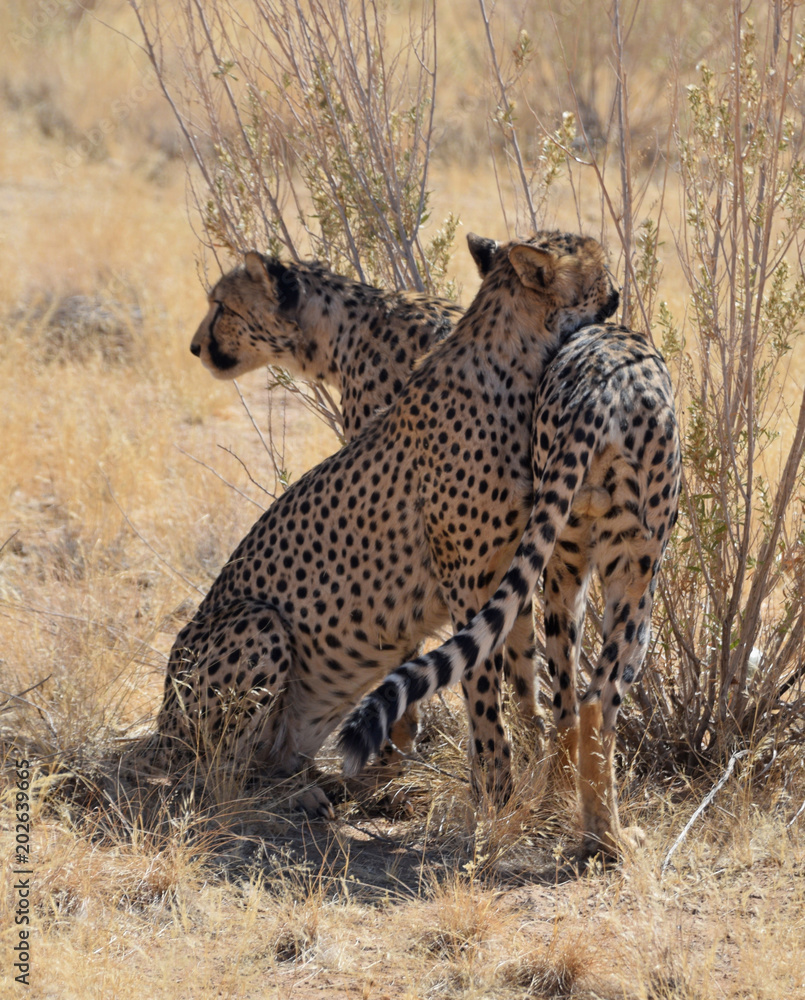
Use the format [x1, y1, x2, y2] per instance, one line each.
[190, 342, 201, 357]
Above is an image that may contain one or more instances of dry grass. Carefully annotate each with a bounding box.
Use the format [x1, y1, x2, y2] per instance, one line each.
[2, 2, 805, 998]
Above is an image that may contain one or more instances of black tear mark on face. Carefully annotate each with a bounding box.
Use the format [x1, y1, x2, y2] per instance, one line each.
[208, 305, 239, 370]
[595, 285, 620, 322]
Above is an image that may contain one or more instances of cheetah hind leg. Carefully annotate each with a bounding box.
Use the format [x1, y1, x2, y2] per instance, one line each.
[461, 649, 513, 808]
[578, 700, 644, 858]
[167, 602, 336, 820]
[503, 607, 546, 762]
[551, 722, 580, 796]
[543, 480, 610, 796]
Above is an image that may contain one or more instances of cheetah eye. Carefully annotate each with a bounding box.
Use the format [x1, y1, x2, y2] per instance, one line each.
[216, 301, 249, 323]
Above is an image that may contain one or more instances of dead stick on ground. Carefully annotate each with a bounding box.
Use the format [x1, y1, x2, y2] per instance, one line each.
[661, 748, 750, 875]
[787, 797, 805, 830]
[174, 444, 270, 509]
[0, 530, 20, 559]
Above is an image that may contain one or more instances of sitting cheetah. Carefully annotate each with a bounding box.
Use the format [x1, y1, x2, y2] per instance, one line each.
[340, 320, 681, 856]
[157, 231, 620, 814]
[190, 250, 547, 759]
[190, 251, 463, 438]
[189, 251, 463, 758]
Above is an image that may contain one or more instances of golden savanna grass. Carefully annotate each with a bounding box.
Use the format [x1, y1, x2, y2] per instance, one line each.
[1, 2, 804, 998]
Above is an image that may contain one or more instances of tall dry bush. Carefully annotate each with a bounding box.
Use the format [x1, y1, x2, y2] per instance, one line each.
[133, 0, 805, 770]
[130, 0, 459, 446]
[651, 4, 805, 762]
[129, 0, 455, 293]
[491, 0, 805, 765]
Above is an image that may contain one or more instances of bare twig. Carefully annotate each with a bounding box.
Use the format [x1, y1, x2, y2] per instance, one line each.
[611, 0, 633, 327]
[787, 797, 805, 830]
[0, 675, 53, 713]
[0, 530, 20, 559]
[174, 445, 271, 510]
[386, 741, 470, 786]
[217, 446, 274, 501]
[477, 0, 537, 232]
[0, 601, 163, 661]
[0, 683, 59, 739]
[661, 749, 750, 874]
[265, 371, 345, 445]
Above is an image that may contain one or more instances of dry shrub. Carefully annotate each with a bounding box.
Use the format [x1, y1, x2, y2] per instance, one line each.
[497, 934, 598, 998]
[648, 9, 805, 762]
[16, 292, 143, 367]
[418, 875, 501, 960]
[36, 825, 198, 917]
[479, 0, 805, 778]
[130, 0, 456, 295]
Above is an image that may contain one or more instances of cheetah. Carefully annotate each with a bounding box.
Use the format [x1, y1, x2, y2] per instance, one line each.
[191, 248, 556, 764]
[157, 231, 620, 815]
[340, 320, 681, 856]
[190, 251, 463, 439]
[190, 251, 463, 757]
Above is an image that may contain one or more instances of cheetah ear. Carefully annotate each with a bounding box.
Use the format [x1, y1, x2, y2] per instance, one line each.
[243, 252, 302, 313]
[508, 244, 555, 291]
[244, 251, 267, 283]
[467, 233, 498, 276]
[509, 244, 580, 300]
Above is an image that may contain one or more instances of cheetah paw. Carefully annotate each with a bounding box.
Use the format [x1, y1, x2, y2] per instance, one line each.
[619, 824, 646, 852]
[292, 785, 336, 820]
[580, 823, 646, 861]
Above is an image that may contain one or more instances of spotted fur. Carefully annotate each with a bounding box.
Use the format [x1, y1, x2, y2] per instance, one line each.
[190, 252, 463, 761]
[339, 322, 680, 855]
[157, 231, 620, 814]
[190, 252, 463, 438]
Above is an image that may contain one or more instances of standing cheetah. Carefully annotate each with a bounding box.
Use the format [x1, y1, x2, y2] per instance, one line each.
[158, 231, 619, 814]
[189, 252, 463, 438]
[340, 321, 681, 856]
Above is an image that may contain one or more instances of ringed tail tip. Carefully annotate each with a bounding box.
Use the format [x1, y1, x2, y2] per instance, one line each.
[337, 697, 388, 777]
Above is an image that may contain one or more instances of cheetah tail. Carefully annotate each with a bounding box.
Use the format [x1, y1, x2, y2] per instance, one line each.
[339, 427, 596, 778]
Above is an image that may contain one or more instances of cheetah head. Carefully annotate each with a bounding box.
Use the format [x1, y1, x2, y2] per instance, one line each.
[190, 252, 305, 379]
[468, 230, 620, 335]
